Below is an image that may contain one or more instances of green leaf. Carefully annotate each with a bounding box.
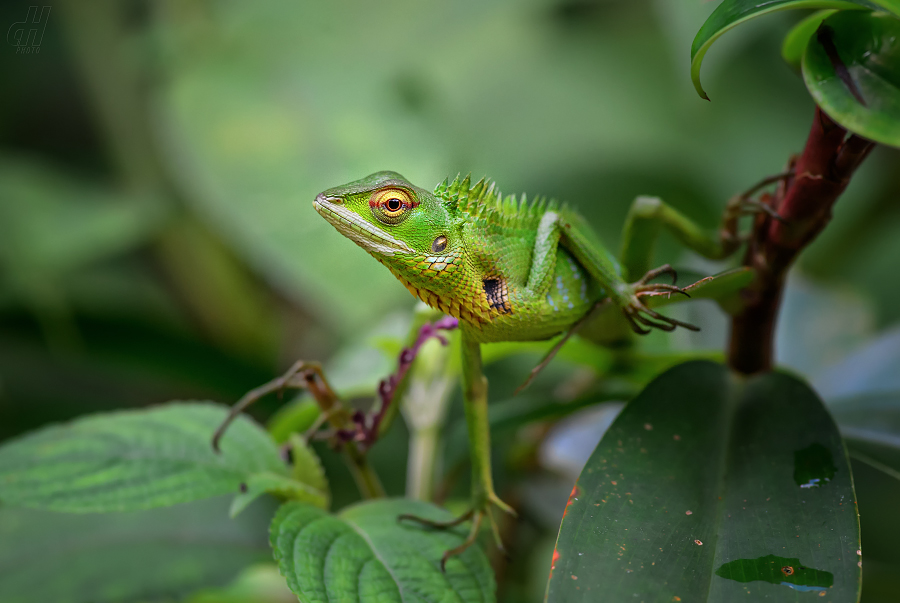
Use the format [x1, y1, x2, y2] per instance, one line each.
[288, 434, 328, 494]
[830, 392, 900, 479]
[229, 471, 328, 518]
[547, 361, 859, 601]
[782, 10, 839, 69]
[0, 496, 274, 603]
[873, 0, 900, 12]
[230, 435, 330, 517]
[803, 11, 900, 147]
[0, 402, 289, 512]
[270, 499, 495, 603]
[690, 0, 881, 100]
[268, 398, 321, 445]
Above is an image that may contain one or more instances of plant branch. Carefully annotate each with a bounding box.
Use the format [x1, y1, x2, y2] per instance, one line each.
[212, 360, 385, 499]
[334, 315, 458, 451]
[728, 106, 875, 374]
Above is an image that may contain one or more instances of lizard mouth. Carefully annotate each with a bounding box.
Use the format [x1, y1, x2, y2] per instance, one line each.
[313, 195, 414, 256]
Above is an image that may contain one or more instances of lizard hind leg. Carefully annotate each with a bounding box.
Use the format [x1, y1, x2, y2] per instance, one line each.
[514, 298, 612, 394]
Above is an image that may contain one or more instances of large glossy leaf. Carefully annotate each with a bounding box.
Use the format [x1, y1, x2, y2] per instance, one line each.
[803, 11, 900, 147]
[690, 0, 882, 100]
[0, 496, 274, 603]
[547, 361, 859, 601]
[270, 499, 495, 603]
[0, 402, 288, 512]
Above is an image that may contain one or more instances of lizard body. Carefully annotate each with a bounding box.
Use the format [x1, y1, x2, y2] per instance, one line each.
[314, 171, 647, 343]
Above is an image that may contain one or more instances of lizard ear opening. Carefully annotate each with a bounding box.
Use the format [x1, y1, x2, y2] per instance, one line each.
[432, 235, 448, 253]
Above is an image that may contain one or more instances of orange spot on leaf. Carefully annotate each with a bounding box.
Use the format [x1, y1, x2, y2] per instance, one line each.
[562, 483, 580, 519]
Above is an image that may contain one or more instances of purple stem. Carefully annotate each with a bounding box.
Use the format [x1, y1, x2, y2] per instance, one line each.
[338, 316, 459, 450]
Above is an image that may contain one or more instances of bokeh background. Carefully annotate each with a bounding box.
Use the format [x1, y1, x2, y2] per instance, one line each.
[1, 0, 899, 601]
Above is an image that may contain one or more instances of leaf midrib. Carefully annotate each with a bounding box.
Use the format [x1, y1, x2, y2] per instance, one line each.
[701, 374, 744, 602]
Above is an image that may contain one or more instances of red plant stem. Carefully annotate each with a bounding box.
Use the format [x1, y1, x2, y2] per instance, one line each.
[334, 316, 458, 450]
[728, 107, 874, 374]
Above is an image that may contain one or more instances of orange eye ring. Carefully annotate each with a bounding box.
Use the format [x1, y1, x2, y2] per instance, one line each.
[370, 188, 417, 224]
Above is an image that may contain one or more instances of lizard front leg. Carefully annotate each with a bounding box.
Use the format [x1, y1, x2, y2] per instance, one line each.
[400, 328, 515, 570]
[552, 210, 698, 334]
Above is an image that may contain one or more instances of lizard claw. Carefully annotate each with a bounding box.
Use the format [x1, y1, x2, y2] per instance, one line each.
[722, 171, 791, 229]
[623, 265, 700, 334]
[399, 494, 515, 572]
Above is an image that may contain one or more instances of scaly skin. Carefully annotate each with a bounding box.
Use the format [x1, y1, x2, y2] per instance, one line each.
[314, 171, 731, 566]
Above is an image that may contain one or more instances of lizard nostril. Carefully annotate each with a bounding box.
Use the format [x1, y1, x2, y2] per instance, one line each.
[315, 193, 342, 204]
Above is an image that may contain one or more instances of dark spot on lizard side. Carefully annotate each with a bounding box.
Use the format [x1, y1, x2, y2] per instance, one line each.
[483, 277, 512, 314]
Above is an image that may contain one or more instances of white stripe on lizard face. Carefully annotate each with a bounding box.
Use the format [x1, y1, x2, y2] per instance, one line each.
[314, 201, 414, 255]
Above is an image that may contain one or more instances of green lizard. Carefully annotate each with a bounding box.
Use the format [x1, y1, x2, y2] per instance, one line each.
[314, 171, 751, 565]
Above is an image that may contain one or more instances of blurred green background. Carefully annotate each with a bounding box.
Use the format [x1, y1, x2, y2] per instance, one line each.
[1, 0, 899, 601]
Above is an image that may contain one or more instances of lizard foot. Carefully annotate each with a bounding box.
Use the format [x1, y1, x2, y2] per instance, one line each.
[719, 171, 790, 250]
[623, 264, 700, 335]
[399, 493, 516, 571]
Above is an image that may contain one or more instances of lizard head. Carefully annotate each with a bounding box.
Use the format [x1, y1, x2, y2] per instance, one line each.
[314, 171, 468, 303]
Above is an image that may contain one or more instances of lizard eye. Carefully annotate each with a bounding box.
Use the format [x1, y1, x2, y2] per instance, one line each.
[370, 188, 417, 225]
[432, 235, 448, 253]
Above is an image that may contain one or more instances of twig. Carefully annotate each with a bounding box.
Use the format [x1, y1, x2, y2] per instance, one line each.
[727, 106, 875, 374]
[338, 316, 459, 450]
[211, 360, 385, 499]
